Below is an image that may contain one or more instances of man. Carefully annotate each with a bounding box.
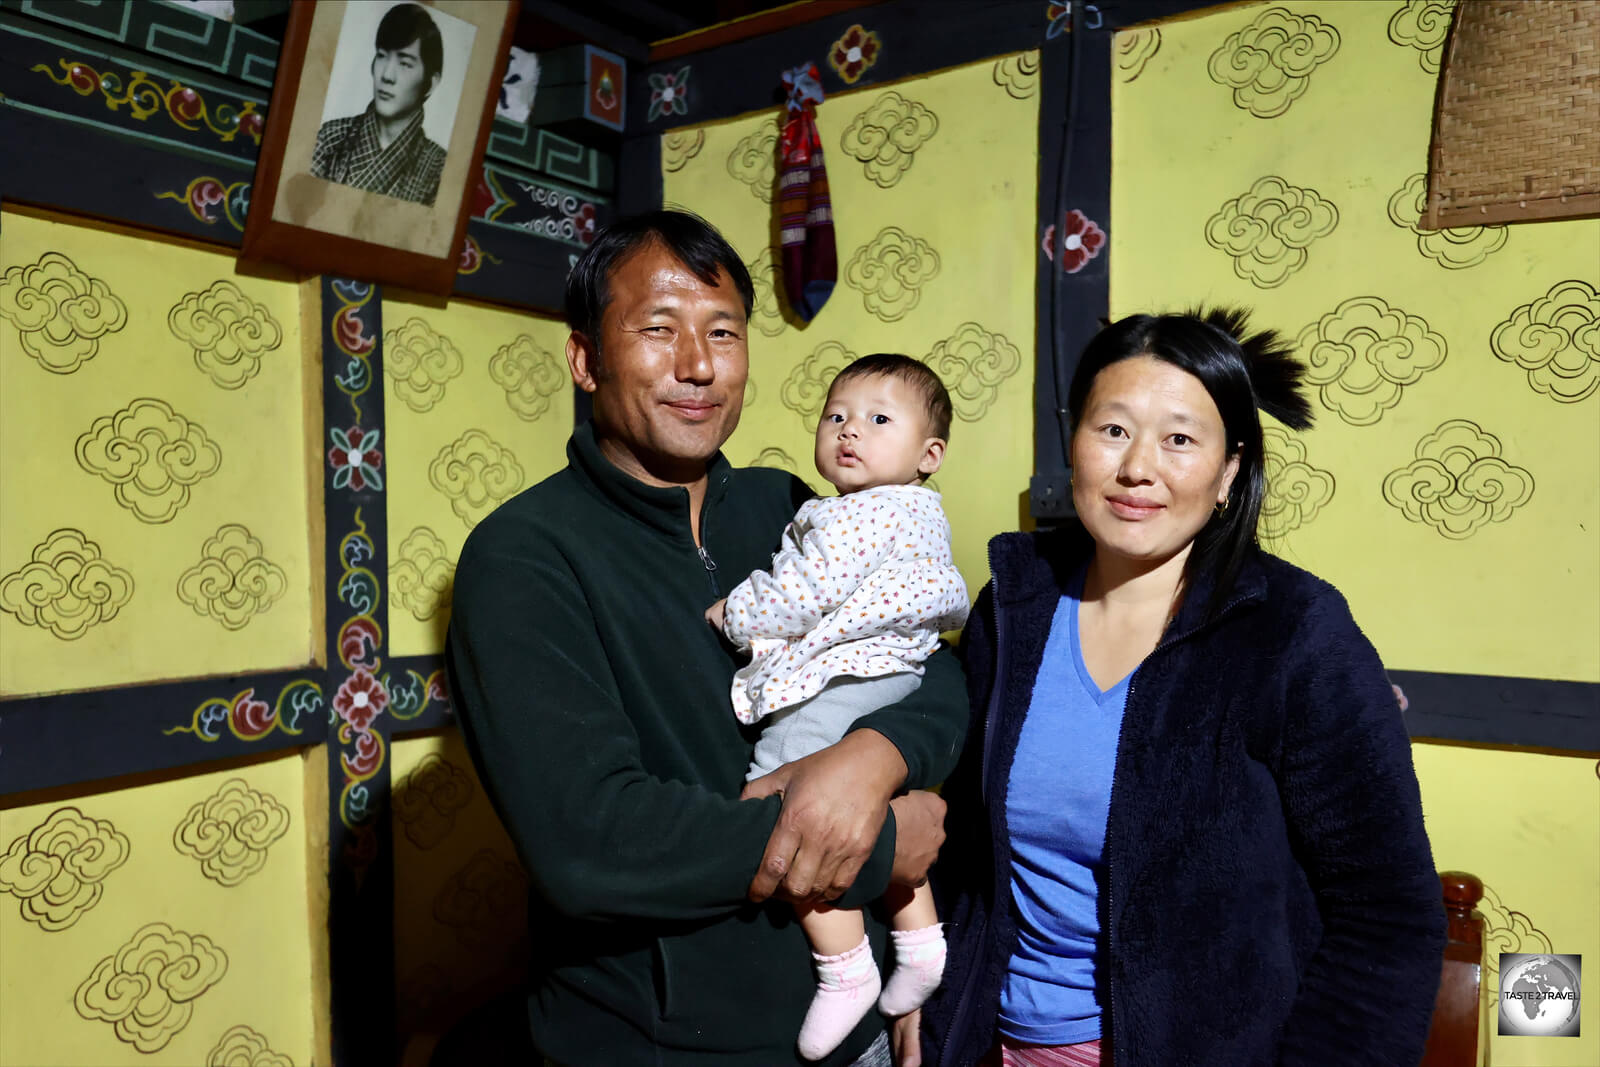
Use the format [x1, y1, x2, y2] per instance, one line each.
[445, 210, 969, 1067]
[310, 2, 447, 205]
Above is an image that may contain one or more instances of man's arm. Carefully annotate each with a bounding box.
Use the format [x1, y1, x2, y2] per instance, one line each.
[849, 646, 970, 789]
[741, 645, 969, 904]
[447, 532, 896, 923]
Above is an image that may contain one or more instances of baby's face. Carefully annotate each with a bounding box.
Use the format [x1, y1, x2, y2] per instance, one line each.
[814, 374, 943, 493]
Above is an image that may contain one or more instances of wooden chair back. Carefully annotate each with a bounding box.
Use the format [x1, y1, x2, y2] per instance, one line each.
[1421, 870, 1487, 1067]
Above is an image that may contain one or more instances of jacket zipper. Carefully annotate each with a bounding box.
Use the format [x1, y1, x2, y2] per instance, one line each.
[1102, 589, 1254, 1057]
[698, 545, 720, 596]
[939, 544, 1004, 1067]
[696, 477, 724, 598]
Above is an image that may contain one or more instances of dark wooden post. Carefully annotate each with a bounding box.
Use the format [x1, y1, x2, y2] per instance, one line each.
[1421, 870, 1486, 1067]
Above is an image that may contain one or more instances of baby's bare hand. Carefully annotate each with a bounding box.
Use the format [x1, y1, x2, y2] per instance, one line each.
[705, 598, 727, 632]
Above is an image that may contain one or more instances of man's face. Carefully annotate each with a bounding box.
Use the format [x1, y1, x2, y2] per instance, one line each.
[371, 39, 434, 120]
[567, 242, 749, 484]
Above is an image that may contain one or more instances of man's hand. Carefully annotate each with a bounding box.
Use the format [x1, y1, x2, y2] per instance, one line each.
[888, 790, 945, 888]
[705, 598, 727, 632]
[890, 1010, 922, 1066]
[745, 729, 908, 903]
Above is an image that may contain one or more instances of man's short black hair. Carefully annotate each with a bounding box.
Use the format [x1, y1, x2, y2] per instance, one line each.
[376, 3, 443, 83]
[830, 353, 953, 441]
[564, 210, 755, 354]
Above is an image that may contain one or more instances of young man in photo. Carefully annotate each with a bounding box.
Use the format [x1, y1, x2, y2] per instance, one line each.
[310, 2, 448, 205]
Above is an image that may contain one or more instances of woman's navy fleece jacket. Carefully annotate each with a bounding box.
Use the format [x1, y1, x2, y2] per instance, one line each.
[922, 525, 1445, 1066]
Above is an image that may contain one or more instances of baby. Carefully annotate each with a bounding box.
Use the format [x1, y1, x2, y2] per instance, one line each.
[705, 354, 969, 1060]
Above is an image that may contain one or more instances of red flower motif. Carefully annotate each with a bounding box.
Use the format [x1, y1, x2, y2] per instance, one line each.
[339, 616, 381, 671]
[1042, 209, 1106, 273]
[168, 85, 203, 123]
[328, 426, 383, 491]
[334, 668, 387, 732]
[335, 305, 375, 355]
[229, 688, 274, 739]
[188, 179, 228, 222]
[344, 728, 383, 777]
[829, 25, 880, 84]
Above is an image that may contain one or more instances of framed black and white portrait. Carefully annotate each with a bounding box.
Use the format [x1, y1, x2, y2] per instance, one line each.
[243, 0, 516, 293]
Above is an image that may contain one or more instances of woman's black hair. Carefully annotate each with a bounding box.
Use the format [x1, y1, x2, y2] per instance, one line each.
[1065, 307, 1313, 618]
[564, 209, 755, 371]
[375, 3, 444, 83]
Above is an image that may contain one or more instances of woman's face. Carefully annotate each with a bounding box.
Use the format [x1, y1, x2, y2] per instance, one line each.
[1070, 355, 1240, 569]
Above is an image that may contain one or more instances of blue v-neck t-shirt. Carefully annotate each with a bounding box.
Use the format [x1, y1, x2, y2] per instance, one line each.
[997, 570, 1131, 1045]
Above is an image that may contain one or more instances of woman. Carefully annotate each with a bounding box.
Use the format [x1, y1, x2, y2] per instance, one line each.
[916, 310, 1445, 1067]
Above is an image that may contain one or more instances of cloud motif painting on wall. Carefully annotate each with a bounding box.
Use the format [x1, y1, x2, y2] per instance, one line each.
[430, 430, 525, 528]
[173, 777, 291, 886]
[1387, 0, 1456, 74]
[76, 398, 223, 523]
[206, 1024, 293, 1067]
[727, 124, 779, 202]
[781, 341, 858, 427]
[992, 52, 1040, 99]
[0, 528, 134, 640]
[488, 334, 566, 421]
[745, 248, 788, 337]
[1259, 426, 1335, 541]
[433, 849, 529, 948]
[1382, 420, 1534, 539]
[75, 922, 228, 1052]
[175, 525, 287, 630]
[839, 91, 939, 189]
[0, 251, 128, 373]
[844, 227, 941, 322]
[662, 129, 706, 173]
[1115, 28, 1162, 82]
[0, 806, 130, 930]
[1297, 296, 1448, 426]
[1386, 172, 1507, 269]
[751, 447, 800, 474]
[392, 526, 455, 622]
[924, 322, 1023, 422]
[1205, 176, 1337, 288]
[1478, 881, 1554, 984]
[169, 280, 283, 390]
[1207, 7, 1340, 118]
[394, 753, 475, 850]
[384, 318, 463, 413]
[1490, 279, 1600, 403]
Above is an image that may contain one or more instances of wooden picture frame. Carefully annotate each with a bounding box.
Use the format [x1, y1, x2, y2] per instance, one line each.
[242, 0, 517, 293]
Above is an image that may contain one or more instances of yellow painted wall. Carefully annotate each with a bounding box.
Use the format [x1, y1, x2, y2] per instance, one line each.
[661, 54, 1042, 592]
[0, 209, 321, 696]
[0, 751, 318, 1067]
[1112, 4, 1599, 1063]
[382, 294, 572, 658]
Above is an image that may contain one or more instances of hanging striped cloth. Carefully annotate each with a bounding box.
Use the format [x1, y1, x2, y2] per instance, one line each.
[778, 62, 836, 321]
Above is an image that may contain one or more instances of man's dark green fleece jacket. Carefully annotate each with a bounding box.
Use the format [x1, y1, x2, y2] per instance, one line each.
[446, 422, 971, 1067]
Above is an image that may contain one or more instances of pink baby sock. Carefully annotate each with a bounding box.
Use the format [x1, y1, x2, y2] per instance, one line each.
[877, 924, 947, 1017]
[796, 935, 881, 1061]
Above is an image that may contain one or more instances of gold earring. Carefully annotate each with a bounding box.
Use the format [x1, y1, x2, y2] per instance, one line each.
[1214, 497, 1230, 517]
